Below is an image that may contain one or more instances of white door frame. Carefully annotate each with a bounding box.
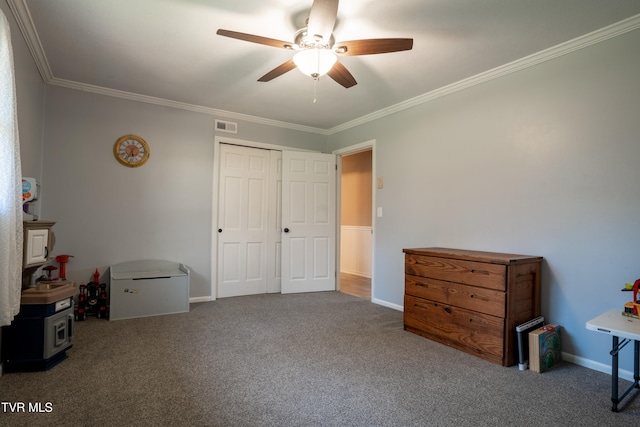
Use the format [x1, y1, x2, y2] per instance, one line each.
[333, 139, 376, 301]
[211, 136, 374, 301]
[211, 136, 315, 300]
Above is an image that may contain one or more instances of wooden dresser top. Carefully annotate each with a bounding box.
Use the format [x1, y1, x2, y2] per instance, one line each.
[403, 247, 543, 265]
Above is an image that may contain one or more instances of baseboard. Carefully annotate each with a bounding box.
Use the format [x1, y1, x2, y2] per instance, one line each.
[562, 351, 634, 382]
[340, 269, 371, 278]
[189, 296, 214, 304]
[372, 298, 403, 312]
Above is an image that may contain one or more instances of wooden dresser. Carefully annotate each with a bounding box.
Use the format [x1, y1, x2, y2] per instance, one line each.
[403, 247, 542, 366]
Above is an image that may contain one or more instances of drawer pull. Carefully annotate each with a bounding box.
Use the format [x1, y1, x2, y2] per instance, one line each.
[444, 307, 452, 314]
[471, 269, 489, 275]
[469, 293, 490, 302]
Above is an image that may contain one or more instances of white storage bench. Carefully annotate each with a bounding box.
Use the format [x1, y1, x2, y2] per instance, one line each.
[109, 259, 190, 321]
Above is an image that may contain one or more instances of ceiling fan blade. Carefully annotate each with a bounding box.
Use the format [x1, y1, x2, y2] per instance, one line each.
[327, 61, 357, 88]
[216, 29, 293, 49]
[334, 38, 413, 56]
[307, 0, 339, 44]
[258, 60, 297, 82]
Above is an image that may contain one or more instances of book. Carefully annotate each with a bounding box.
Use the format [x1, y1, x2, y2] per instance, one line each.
[529, 324, 561, 373]
[515, 316, 545, 370]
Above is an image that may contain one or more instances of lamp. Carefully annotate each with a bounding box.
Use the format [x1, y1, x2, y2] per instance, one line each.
[293, 48, 337, 79]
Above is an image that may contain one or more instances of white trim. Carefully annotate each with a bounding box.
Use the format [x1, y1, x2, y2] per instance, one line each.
[373, 298, 403, 312]
[48, 77, 328, 135]
[6, 0, 52, 81]
[211, 136, 321, 299]
[562, 351, 633, 382]
[333, 140, 375, 156]
[214, 136, 314, 153]
[5, 0, 327, 135]
[327, 13, 640, 135]
[210, 139, 221, 301]
[189, 296, 213, 304]
[9, 0, 640, 134]
[333, 140, 376, 302]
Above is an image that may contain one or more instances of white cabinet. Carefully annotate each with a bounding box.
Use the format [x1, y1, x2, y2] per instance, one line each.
[25, 228, 49, 266]
[23, 221, 55, 269]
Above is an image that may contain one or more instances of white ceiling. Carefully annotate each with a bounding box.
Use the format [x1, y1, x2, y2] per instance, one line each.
[9, 0, 640, 132]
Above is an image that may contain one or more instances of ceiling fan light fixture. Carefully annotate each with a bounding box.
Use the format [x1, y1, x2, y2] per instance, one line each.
[293, 48, 337, 78]
[216, 0, 413, 88]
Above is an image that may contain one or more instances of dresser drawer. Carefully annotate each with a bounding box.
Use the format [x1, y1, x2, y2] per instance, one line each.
[404, 295, 504, 361]
[405, 274, 506, 318]
[405, 254, 506, 291]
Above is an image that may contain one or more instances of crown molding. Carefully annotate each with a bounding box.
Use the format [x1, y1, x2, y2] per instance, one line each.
[7, 0, 328, 135]
[46, 77, 329, 135]
[8, 0, 640, 136]
[327, 13, 640, 135]
[7, 0, 52, 81]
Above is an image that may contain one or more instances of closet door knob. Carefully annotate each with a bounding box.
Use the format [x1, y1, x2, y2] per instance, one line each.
[218, 229, 222, 233]
[283, 228, 290, 233]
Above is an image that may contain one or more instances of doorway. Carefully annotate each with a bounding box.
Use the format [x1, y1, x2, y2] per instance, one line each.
[337, 146, 373, 301]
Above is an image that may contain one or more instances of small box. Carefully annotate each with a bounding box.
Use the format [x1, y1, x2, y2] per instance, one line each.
[529, 324, 561, 373]
[22, 177, 38, 202]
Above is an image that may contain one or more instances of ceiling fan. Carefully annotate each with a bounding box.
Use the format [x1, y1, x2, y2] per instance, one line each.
[216, 0, 413, 88]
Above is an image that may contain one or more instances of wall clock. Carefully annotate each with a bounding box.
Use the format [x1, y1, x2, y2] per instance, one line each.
[113, 134, 150, 168]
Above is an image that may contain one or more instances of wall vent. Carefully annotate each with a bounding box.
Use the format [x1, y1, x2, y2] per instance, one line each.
[215, 120, 238, 134]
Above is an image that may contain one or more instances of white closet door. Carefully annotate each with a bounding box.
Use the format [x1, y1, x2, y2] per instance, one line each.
[217, 144, 270, 298]
[281, 151, 336, 294]
[266, 150, 282, 293]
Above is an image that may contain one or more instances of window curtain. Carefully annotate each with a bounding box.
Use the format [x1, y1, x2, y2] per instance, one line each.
[0, 10, 23, 327]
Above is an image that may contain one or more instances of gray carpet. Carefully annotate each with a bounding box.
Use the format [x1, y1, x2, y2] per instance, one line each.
[1, 291, 639, 426]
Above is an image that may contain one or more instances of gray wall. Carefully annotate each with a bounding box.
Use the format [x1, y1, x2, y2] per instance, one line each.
[7, 0, 640, 377]
[40, 86, 325, 298]
[328, 28, 640, 373]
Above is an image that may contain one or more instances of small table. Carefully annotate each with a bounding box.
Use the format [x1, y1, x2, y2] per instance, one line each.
[586, 309, 640, 411]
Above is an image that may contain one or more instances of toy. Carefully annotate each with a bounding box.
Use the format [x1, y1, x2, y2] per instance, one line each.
[622, 279, 640, 318]
[54, 254, 74, 280]
[42, 265, 58, 280]
[75, 284, 86, 321]
[74, 269, 109, 320]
